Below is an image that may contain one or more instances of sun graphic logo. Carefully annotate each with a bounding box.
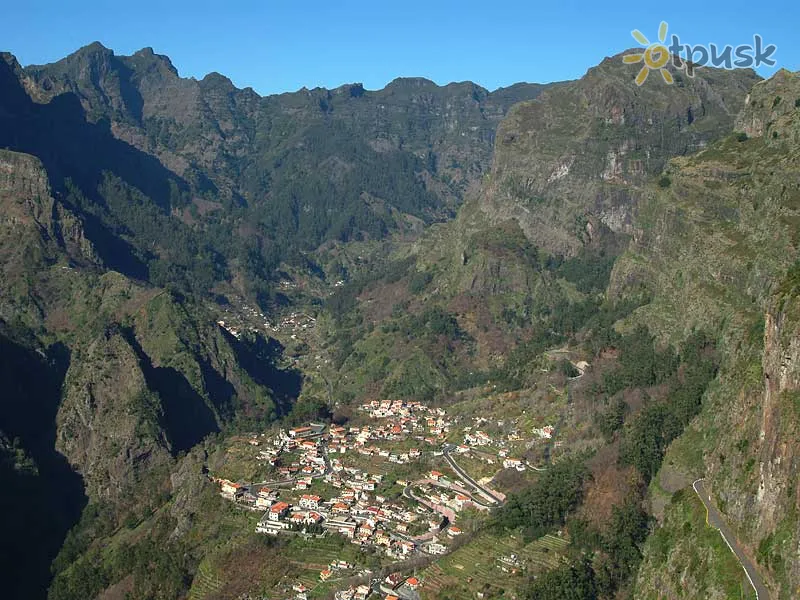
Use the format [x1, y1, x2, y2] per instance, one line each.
[624, 21, 674, 86]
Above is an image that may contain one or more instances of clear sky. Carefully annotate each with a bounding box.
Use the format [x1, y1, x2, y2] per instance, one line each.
[2, 1, 797, 96]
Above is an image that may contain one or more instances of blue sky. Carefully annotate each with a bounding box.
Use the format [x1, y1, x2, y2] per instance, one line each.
[2, 1, 797, 95]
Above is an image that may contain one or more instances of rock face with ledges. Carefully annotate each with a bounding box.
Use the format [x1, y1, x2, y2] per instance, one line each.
[480, 53, 759, 257]
[57, 326, 172, 505]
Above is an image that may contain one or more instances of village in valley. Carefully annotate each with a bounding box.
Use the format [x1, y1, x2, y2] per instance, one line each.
[201, 293, 576, 600]
[209, 397, 559, 600]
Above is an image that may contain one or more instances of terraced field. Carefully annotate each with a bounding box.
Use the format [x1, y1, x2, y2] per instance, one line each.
[284, 568, 340, 600]
[285, 536, 359, 566]
[418, 533, 569, 597]
[188, 560, 224, 600]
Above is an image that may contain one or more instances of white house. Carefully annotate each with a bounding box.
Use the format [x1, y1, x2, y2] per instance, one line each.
[299, 494, 321, 510]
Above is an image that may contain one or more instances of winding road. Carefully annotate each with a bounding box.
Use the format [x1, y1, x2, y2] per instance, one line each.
[693, 479, 770, 600]
[442, 445, 504, 505]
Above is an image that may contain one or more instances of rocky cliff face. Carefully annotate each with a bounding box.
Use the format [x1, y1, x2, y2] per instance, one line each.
[736, 68, 800, 142]
[480, 53, 759, 257]
[57, 327, 173, 506]
[614, 70, 800, 599]
[0, 147, 294, 530]
[0, 149, 96, 265]
[753, 288, 800, 592]
[414, 52, 759, 300]
[391, 55, 760, 365]
[0, 149, 99, 336]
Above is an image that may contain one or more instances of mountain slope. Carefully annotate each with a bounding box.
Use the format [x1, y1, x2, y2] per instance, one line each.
[612, 69, 800, 599]
[0, 147, 302, 599]
[318, 55, 761, 406]
[3, 43, 552, 300]
[2, 40, 796, 600]
[475, 52, 759, 256]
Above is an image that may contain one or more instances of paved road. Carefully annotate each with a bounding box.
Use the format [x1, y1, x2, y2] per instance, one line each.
[693, 479, 770, 600]
[442, 446, 503, 505]
[320, 444, 333, 475]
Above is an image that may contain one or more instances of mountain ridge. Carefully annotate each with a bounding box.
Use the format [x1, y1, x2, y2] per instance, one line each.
[23, 41, 552, 96]
[2, 43, 556, 302]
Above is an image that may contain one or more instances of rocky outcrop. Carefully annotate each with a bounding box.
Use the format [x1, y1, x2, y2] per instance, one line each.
[480, 53, 759, 257]
[57, 327, 173, 505]
[168, 445, 213, 540]
[736, 69, 800, 142]
[752, 293, 800, 585]
[0, 150, 97, 262]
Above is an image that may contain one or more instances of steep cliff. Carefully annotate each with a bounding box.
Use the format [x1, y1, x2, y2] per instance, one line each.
[0, 146, 299, 599]
[57, 326, 173, 508]
[754, 274, 800, 595]
[616, 70, 800, 599]
[0, 150, 98, 327]
[415, 52, 759, 319]
[480, 53, 758, 256]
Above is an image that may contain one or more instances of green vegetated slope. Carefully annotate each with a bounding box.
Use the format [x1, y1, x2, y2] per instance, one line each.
[3, 34, 800, 600]
[321, 54, 758, 405]
[635, 489, 756, 600]
[614, 69, 800, 599]
[0, 147, 300, 599]
[320, 62, 800, 600]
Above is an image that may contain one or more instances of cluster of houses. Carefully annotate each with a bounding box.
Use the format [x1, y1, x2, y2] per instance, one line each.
[214, 421, 469, 565]
[356, 399, 456, 445]
[464, 417, 555, 445]
[415, 478, 475, 514]
[317, 560, 354, 582]
[325, 421, 427, 463]
[217, 401, 550, 530]
[463, 429, 493, 447]
[501, 457, 527, 471]
[252, 485, 428, 559]
[216, 319, 251, 340]
[327, 572, 422, 600]
[332, 584, 371, 600]
[212, 399, 559, 600]
[358, 399, 451, 428]
[293, 581, 371, 600]
[215, 302, 270, 339]
[265, 311, 316, 335]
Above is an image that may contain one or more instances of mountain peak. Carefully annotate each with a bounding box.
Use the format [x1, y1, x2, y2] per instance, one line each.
[386, 76, 438, 89]
[25, 41, 114, 76]
[200, 71, 234, 89]
[125, 47, 179, 77]
[1, 52, 22, 71]
[71, 41, 114, 61]
[83, 40, 111, 52]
